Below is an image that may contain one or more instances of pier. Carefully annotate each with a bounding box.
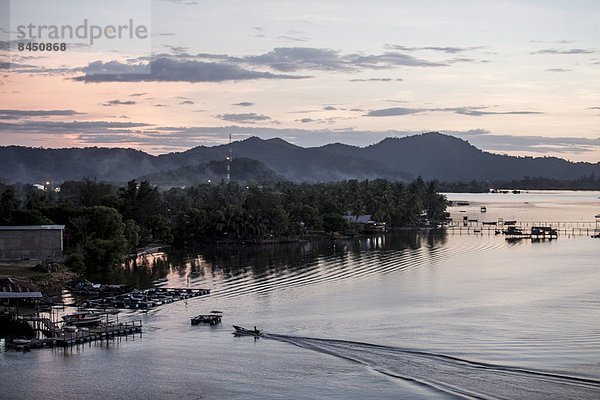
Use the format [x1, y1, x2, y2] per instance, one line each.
[2, 286, 211, 351]
[5, 320, 142, 351]
[446, 220, 596, 237]
[82, 287, 210, 310]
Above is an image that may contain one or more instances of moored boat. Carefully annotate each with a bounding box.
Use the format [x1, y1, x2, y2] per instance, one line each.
[62, 311, 103, 327]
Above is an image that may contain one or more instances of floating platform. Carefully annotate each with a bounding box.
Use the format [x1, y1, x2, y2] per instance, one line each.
[82, 287, 210, 310]
[191, 312, 222, 326]
[5, 320, 142, 351]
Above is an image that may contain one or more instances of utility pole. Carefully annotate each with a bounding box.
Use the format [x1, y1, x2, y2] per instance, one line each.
[226, 133, 232, 184]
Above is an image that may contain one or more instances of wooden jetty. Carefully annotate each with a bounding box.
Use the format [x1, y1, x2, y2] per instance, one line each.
[3, 286, 211, 352]
[82, 287, 210, 310]
[446, 219, 595, 237]
[5, 320, 142, 351]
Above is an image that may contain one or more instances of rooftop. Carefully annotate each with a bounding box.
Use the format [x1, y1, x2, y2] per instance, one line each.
[0, 225, 65, 231]
[0, 277, 43, 298]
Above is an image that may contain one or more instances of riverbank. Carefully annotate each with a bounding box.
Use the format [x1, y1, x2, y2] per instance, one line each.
[0, 261, 78, 292]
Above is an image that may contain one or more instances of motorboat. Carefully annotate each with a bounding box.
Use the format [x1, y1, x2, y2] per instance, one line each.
[63, 325, 78, 333]
[232, 325, 261, 336]
[62, 311, 103, 327]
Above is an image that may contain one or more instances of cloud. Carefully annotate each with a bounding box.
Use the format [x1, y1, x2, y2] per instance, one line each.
[346, 52, 447, 68]
[0, 120, 149, 135]
[74, 58, 310, 82]
[12, 46, 449, 81]
[295, 117, 337, 124]
[531, 48, 594, 55]
[165, 0, 198, 4]
[179, 100, 194, 105]
[232, 102, 254, 107]
[215, 113, 272, 123]
[588, 107, 600, 110]
[275, 35, 308, 42]
[366, 106, 543, 117]
[129, 92, 148, 97]
[0, 109, 83, 118]
[164, 45, 189, 55]
[366, 107, 423, 116]
[323, 106, 337, 111]
[102, 100, 137, 106]
[452, 108, 542, 117]
[349, 78, 401, 82]
[545, 68, 571, 72]
[0, 59, 74, 74]
[245, 47, 348, 72]
[243, 47, 446, 72]
[463, 134, 600, 154]
[385, 44, 483, 54]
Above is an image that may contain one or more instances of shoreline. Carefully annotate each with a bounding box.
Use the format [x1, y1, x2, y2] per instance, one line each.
[0, 260, 78, 293]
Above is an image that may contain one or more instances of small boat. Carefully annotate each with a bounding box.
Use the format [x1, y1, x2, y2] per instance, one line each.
[63, 325, 78, 333]
[62, 311, 103, 327]
[191, 313, 222, 326]
[480, 206, 487, 212]
[232, 325, 261, 336]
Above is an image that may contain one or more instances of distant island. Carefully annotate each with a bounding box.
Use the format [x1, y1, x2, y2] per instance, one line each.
[1, 132, 598, 186]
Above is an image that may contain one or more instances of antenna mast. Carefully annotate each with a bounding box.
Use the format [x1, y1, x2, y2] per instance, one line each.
[226, 133, 232, 183]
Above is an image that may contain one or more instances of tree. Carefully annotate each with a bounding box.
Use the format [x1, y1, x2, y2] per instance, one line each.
[0, 187, 17, 224]
[322, 212, 347, 234]
[79, 206, 129, 275]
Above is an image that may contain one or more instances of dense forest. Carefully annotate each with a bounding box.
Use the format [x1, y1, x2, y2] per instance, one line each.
[0, 178, 447, 275]
[436, 174, 600, 192]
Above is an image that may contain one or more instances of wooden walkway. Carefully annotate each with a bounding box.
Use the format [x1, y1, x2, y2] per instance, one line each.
[6, 320, 142, 351]
[446, 220, 596, 237]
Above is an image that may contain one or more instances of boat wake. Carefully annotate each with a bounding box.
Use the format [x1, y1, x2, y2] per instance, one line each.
[264, 334, 600, 400]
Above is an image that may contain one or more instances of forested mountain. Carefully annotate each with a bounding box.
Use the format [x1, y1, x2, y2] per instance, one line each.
[1, 133, 598, 185]
[138, 158, 285, 187]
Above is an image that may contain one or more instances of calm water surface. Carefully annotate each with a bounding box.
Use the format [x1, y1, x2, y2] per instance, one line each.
[1, 191, 599, 399]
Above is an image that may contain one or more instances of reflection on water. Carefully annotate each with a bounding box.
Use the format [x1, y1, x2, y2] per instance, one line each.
[113, 230, 449, 297]
[2, 192, 599, 400]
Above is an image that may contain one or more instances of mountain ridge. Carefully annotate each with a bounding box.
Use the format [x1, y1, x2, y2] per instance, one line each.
[1, 133, 598, 185]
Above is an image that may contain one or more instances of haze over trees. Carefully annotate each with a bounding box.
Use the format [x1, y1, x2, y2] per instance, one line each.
[1, 133, 597, 184]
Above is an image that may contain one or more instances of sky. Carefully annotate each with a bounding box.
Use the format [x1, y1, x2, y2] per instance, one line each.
[1, 0, 599, 162]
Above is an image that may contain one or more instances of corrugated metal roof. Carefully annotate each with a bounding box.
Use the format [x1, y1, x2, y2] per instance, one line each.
[0, 225, 65, 231]
[0, 277, 43, 298]
[343, 214, 372, 224]
[0, 292, 43, 299]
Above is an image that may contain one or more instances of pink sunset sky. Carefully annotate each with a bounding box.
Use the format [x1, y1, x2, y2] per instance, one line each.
[1, 0, 599, 162]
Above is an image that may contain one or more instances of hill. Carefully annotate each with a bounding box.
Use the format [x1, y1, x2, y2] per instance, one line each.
[138, 158, 285, 187]
[0, 133, 598, 185]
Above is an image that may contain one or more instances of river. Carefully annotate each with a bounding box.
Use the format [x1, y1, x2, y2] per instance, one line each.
[1, 191, 599, 399]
